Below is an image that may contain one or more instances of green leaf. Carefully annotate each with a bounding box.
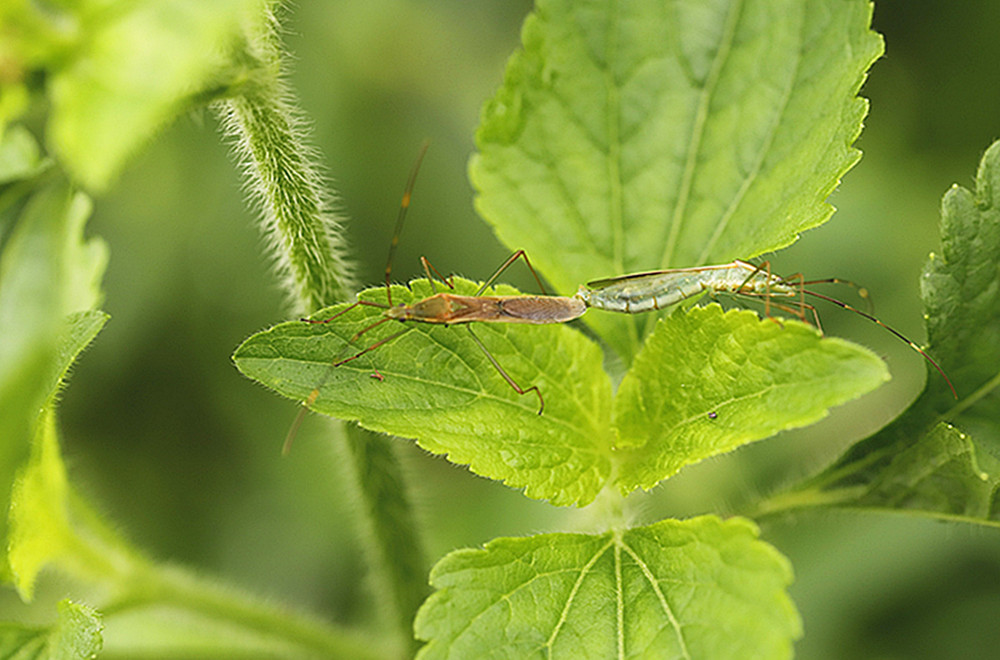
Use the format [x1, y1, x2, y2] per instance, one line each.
[1, 0, 265, 190]
[8, 411, 383, 658]
[234, 278, 614, 506]
[0, 181, 107, 574]
[921, 140, 1000, 425]
[757, 140, 1000, 524]
[415, 515, 800, 659]
[0, 125, 46, 185]
[472, 0, 883, 361]
[10, 412, 83, 601]
[0, 599, 102, 660]
[612, 305, 889, 494]
[851, 423, 1000, 522]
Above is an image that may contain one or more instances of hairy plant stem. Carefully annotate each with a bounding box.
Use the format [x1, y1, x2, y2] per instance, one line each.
[214, 14, 353, 315]
[217, 12, 428, 652]
[339, 427, 429, 656]
[102, 562, 387, 660]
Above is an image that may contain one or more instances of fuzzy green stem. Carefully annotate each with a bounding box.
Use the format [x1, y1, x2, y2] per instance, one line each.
[101, 562, 387, 660]
[338, 427, 429, 656]
[62, 475, 387, 659]
[217, 13, 429, 655]
[214, 13, 353, 314]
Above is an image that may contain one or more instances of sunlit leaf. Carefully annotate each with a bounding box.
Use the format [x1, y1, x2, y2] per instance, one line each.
[762, 139, 1000, 525]
[235, 278, 614, 506]
[612, 305, 888, 493]
[415, 516, 800, 659]
[0, 600, 102, 659]
[472, 0, 883, 361]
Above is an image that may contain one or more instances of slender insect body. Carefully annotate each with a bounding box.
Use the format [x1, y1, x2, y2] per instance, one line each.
[576, 260, 796, 313]
[385, 293, 586, 325]
[574, 259, 957, 399]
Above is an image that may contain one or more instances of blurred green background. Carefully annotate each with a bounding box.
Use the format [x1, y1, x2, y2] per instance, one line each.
[13, 1, 999, 656]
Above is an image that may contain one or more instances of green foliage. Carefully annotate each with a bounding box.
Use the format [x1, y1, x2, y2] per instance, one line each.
[0, 600, 102, 660]
[2, 0, 996, 657]
[471, 0, 882, 361]
[613, 306, 888, 492]
[0, 0, 266, 190]
[0, 173, 107, 575]
[415, 516, 800, 659]
[236, 284, 884, 506]
[0, 126, 47, 185]
[760, 139, 1000, 525]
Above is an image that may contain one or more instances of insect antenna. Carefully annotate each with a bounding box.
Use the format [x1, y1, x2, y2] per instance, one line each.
[802, 288, 957, 399]
[383, 140, 430, 305]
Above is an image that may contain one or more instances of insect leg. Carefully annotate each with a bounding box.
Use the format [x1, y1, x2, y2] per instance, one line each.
[303, 299, 390, 324]
[475, 250, 548, 296]
[801, 276, 874, 313]
[420, 255, 456, 294]
[466, 325, 544, 414]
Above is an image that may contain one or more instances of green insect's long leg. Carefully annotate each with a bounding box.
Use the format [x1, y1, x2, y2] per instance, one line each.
[801, 276, 874, 313]
[803, 289, 957, 399]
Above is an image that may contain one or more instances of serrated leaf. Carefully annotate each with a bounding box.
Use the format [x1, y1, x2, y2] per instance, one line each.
[10, 412, 76, 601]
[0, 181, 107, 574]
[234, 278, 614, 506]
[0, 599, 102, 660]
[472, 0, 883, 361]
[1, 0, 264, 190]
[415, 515, 800, 659]
[852, 423, 1000, 523]
[612, 305, 888, 493]
[921, 140, 1000, 429]
[760, 140, 1000, 525]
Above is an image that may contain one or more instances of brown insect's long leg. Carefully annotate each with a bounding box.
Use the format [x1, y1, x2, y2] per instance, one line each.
[285, 142, 432, 454]
[383, 140, 430, 305]
[283, 398, 315, 456]
[281, 323, 412, 456]
[475, 249, 548, 296]
[303, 299, 391, 324]
[333, 325, 414, 368]
[466, 326, 544, 414]
[420, 255, 455, 294]
[803, 289, 958, 399]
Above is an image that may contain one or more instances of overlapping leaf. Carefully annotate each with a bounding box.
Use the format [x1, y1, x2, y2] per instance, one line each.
[764, 140, 1000, 526]
[472, 0, 883, 360]
[0, 180, 107, 572]
[613, 305, 888, 493]
[234, 278, 614, 506]
[0, 600, 102, 659]
[415, 516, 800, 658]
